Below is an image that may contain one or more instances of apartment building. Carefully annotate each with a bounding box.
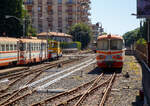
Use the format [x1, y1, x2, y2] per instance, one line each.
[24, 0, 91, 33]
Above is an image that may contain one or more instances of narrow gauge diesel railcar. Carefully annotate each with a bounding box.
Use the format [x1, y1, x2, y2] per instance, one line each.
[96, 34, 125, 68]
[0, 37, 19, 67]
[19, 38, 48, 64]
[48, 41, 62, 59]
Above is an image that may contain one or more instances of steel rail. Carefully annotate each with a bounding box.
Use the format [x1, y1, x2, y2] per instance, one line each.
[57, 76, 111, 106]
[31, 77, 99, 106]
[99, 72, 116, 106]
[74, 73, 103, 106]
[0, 57, 87, 106]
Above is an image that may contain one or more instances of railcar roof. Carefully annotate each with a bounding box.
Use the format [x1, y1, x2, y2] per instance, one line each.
[97, 34, 123, 40]
[0, 37, 19, 42]
[20, 38, 47, 43]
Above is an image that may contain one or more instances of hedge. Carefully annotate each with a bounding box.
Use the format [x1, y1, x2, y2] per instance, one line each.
[60, 42, 81, 50]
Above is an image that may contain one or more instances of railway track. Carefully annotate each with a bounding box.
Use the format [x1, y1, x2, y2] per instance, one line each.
[0, 56, 90, 106]
[0, 59, 67, 80]
[0, 57, 83, 92]
[30, 72, 116, 106]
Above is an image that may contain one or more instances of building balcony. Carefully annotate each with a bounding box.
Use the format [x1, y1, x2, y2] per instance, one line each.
[47, 10, 53, 15]
[47, 16, 53, 20]
[66, 9, 73, 12]
[47, 1, 53, 5]
[66, 1, 75, 5]
[23, 1, 34, 5]
[26, 5, 33, 10]
[87, 12, 91, 16]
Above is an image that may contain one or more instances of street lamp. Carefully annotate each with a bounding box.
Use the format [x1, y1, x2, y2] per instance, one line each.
[5, 15, 25, 37]
[96, 22, 103, 35]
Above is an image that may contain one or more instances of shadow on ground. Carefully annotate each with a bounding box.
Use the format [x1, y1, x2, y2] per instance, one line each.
[132, 96, 143, 106]
[88, 67, 122, 75]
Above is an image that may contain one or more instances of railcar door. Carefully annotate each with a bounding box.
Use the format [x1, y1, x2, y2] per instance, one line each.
[40, 43, 43, 61]
[45, 42, 47, 59]
[29, 42, 31, 61]
[17, 41, 20, 62]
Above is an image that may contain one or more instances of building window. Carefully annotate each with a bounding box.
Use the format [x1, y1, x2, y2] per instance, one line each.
[58, 0, 62, 4]
[68, 0, 73, 3]
[38, 7, 41, 11]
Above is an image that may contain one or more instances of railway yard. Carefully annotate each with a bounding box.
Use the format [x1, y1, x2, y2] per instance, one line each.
[0, 51, 143, 106]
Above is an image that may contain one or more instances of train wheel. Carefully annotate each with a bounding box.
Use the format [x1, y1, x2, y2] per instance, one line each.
[12, 61, 17, 66]
[33, 58, 36, 64]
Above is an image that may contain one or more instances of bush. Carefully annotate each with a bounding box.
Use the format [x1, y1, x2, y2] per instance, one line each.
[60, 42, 81, 50]
[136, 38, 147, 45]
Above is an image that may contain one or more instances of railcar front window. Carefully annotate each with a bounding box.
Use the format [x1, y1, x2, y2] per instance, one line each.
[97, 40, 109, 50]
[110, 40, 123, 50]
[2, 45, 5, 51]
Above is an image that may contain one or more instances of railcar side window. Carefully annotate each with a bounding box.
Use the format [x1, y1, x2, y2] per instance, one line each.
[27, 43, 29, 51]
[0, 45, 1, 51]
[97, 40, 109, 50]
[14, 45, 17, 50]
[6, 44, 9, 51]
[39, 43, 41, 50]
[31, 43, 33, 51]
[36, 43, 38, 51]
[34, 43, 36, 51]
[10, 44, 13, 51]
[23, 43, 26, 51]
[1, 45, 5, 51]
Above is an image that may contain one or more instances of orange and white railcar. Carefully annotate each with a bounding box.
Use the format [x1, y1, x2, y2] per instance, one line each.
[96, 34, 125, 68]
[19, 38, 48, 64]
[0, 37, 19, 67]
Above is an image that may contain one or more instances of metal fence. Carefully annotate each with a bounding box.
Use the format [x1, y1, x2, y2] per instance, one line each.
[135, 44, 150, 105]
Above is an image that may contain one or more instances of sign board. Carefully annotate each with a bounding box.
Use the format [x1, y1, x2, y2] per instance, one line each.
[137, 0, 150, 18]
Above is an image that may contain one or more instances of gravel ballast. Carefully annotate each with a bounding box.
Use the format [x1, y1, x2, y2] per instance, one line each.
[0, 54, 143, 106]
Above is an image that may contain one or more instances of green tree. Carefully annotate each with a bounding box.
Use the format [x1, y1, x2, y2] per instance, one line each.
[28, 25, 37, 37]
[69, 23, 92, 49]
[123, 18, 150, 47]
[136, 38, 147, 45]
[0, 0, 24, 37]
[123, 28, 140, 47]
[102, 32, 107, 35]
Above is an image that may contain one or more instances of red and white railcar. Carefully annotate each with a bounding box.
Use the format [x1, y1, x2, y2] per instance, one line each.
[0, 37, 19, 67]
[19, 38, 48, 64]
[96, 34, 125, 68]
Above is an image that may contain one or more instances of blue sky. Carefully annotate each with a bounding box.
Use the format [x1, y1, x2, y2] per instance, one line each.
[90, 0, 140, 35]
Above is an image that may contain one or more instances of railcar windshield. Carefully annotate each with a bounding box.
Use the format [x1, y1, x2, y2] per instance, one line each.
[97, 39, 124, 50]
[110, 39, 123, 50]
[50, 42, 58, 48]
[97, 39, 109, 50]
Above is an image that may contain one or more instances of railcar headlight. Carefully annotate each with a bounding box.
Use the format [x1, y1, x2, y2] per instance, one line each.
[99, 55, 106, 59]
[99, 55, 104, 58]
[96, 55, 106, 59]
[115, 55, 122, 59]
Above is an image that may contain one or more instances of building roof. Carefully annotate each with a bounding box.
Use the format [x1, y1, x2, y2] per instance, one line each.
[37, 32, 72, 38]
